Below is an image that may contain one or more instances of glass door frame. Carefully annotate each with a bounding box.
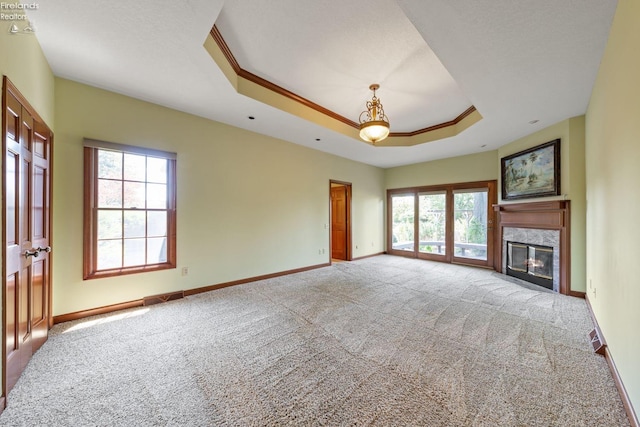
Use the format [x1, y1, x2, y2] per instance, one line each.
[416, 190, 449, 262]
[388, 192, 418, 255]
[387, 180, 497, 268]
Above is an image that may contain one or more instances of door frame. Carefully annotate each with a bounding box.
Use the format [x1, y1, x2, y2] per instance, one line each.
[387, 180, 497, 268]
[329, 180, 352, 262]
[2, 76, 54, 400]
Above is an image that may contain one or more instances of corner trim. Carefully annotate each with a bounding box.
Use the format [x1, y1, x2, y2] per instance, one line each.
[53, 263, 332, 324]
[53, 300, 144, 324]
[585, 295, 639, 427]
[208, 26, 479, 145]
[604, 347, 639, 427]
[390, 106, 477, 137]
[210, 26, 357, 129]
[143, 290, 184, 306]
[184, 262, 330, 296]
[351, 252, 385, 261]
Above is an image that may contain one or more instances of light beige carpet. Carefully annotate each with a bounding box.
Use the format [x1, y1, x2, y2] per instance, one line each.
[0, 255, 629, 426]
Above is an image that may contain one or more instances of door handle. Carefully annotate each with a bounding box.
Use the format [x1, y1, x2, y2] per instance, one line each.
[37, 246, 52, 254]
[24, 249, 39, 258]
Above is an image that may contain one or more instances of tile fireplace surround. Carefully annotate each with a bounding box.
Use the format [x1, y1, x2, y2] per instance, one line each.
[493, 201, 571, 295]
[504, 228, 560, 291]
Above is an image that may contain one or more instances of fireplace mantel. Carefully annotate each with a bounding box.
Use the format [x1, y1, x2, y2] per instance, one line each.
[493, 201, 572, 295]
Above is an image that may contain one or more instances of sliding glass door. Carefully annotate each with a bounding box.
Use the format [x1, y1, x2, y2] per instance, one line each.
[418, 192, 447, 258]
[387, 181, 496, 267]
[390, 194, 415, 252]
[453, 189, 489, 262]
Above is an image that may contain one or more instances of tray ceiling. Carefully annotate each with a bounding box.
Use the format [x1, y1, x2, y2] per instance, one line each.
[23, 0, 618, 167]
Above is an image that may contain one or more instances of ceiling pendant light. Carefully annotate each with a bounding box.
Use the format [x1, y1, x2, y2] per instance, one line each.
[359, 84, 390, 144]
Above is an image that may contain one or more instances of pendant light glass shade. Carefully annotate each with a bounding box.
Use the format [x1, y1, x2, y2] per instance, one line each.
[359, 84, 390, 143]
[359, 121, 390, 143]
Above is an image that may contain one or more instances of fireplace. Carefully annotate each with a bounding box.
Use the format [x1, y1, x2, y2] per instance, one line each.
[493, 201, 571, 295]
[506, 242, 554, 290]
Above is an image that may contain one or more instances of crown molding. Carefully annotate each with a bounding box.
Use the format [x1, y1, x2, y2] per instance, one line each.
[207, 25, 482, 146]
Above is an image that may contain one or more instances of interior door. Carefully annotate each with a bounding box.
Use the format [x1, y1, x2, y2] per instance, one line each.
[331, 185, 347, 260]
[29, 120, 51, 352]
[3, 78, 51, 396]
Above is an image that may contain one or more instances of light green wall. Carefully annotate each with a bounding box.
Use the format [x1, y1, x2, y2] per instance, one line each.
[498, 117, 587, 293]
[385, 150, 499, 189]
[53, 78, 385, 315]
[384, 150, 498, 259]
[1, 23, 55, 399]
[497, 118, 582, 204]
[2, 5, 637, 416]
[585, 0, 640, 415]
[0, 30, 55, 127]
[385, 117, 587, 293]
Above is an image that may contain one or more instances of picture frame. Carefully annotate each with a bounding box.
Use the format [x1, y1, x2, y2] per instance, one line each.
[501, 139, 560, 200]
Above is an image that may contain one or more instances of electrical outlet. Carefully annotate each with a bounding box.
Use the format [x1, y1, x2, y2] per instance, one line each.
[322, 248, 325, 254]
[181, 267, 189, 276]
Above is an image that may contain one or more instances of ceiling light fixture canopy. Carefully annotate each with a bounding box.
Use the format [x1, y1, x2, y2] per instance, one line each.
[359, 84, 390, 144]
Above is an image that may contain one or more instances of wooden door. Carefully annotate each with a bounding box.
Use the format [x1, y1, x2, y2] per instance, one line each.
[3, 77, 51, 396]
[331, 185, 347, 260]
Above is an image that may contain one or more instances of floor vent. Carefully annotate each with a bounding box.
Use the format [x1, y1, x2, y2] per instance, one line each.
[589, 328, 606, 355]
[143, 290, 184, 306]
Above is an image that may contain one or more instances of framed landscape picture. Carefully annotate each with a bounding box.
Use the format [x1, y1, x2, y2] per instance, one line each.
[501, 139, 560, 200]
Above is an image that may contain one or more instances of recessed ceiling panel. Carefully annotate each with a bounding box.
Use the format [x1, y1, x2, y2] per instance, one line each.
[215, 0, 473, 133]
[23, 0, 618, 167]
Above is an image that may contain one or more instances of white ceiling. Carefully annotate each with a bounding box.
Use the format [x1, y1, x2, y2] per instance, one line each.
[215, 0, 471, 132]
[26, 0, 617, 168]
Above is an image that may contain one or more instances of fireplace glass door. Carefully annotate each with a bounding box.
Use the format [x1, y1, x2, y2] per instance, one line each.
[507, 241, 554, 289]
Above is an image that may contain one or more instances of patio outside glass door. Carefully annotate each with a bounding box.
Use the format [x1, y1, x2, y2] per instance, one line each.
[418, 191, 447, 259]
[390, 194, 415, 253]
[387, 181, 496, 268]
[453, 189, 489, 262]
